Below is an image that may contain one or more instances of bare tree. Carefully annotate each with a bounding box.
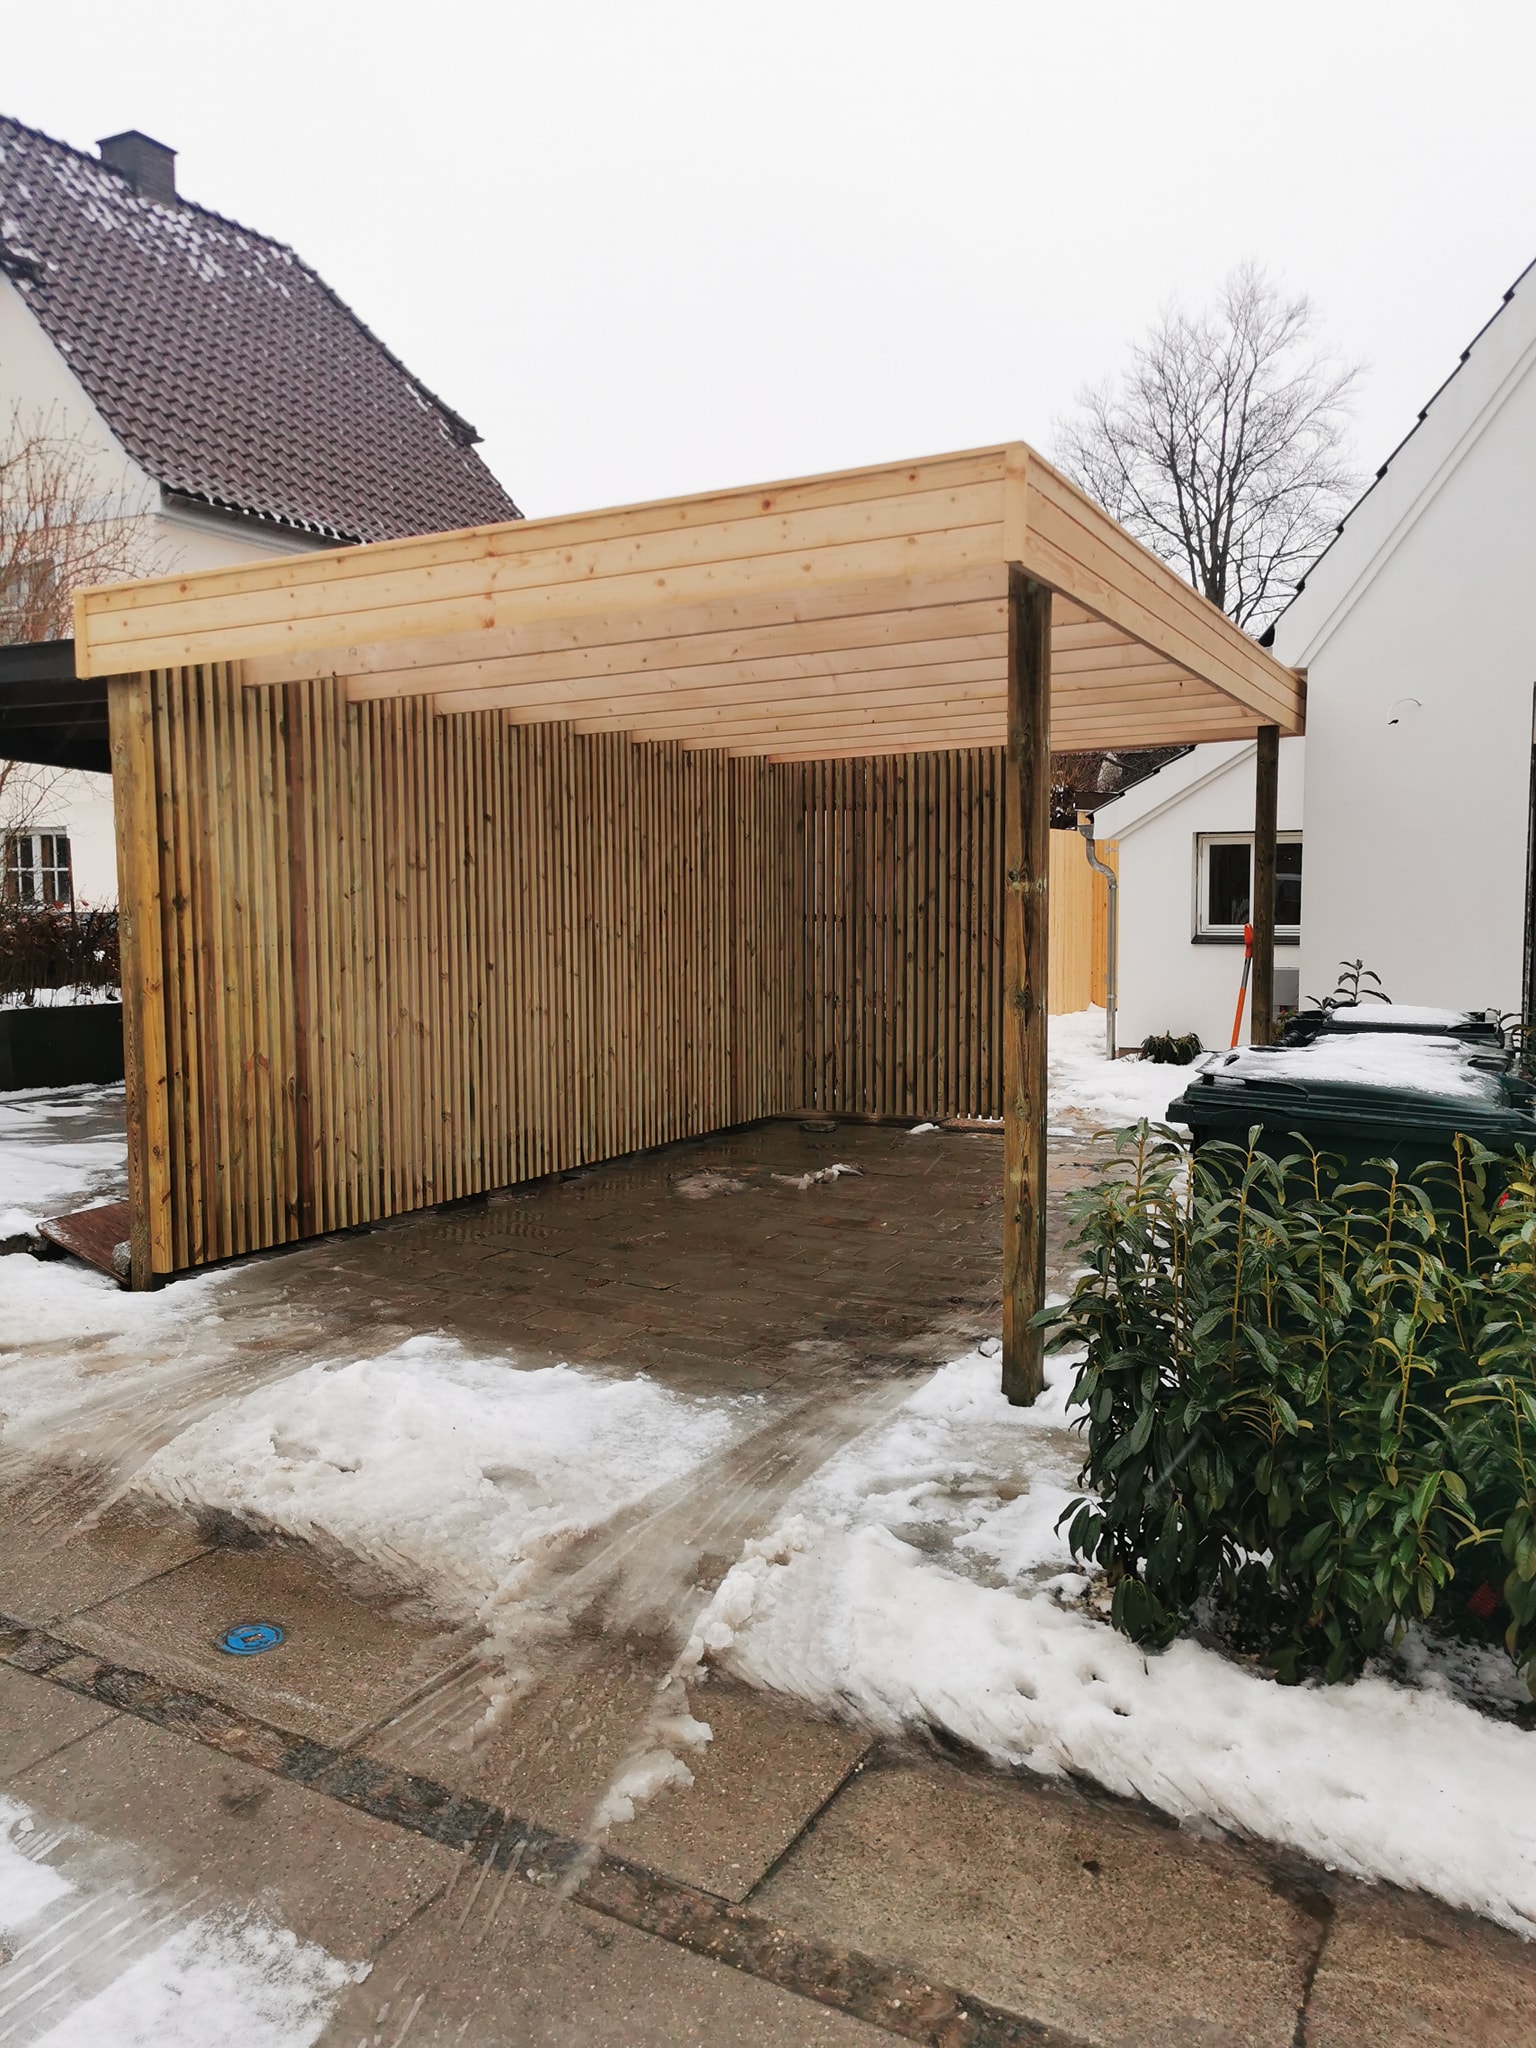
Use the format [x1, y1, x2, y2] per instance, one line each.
[1, 400, 160, 642]
[1057, 262, 1360, 630]
[1, 403, 164, 862]
[0, 758, 67, 839]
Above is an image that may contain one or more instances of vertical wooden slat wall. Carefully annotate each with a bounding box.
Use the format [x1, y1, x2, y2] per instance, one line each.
[792, 756, 1115, 1121]
[118, 678, 1117, 1279]
[794, 752, 1005, 1121]
[123, 667, 801, 1277]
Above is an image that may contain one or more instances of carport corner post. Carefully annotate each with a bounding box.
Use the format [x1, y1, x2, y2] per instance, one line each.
[1250, 723, 1280, 1047]
[106, 668, 170, 1292]
[1002, 567, 1050, 1406]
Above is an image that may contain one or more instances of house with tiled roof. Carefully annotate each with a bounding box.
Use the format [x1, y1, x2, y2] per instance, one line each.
[0, 114, 520, 906]
[1097, 255, 1536, 1049]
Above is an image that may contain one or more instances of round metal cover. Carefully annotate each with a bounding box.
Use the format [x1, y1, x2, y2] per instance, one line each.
[219, 1622, 285, 1656]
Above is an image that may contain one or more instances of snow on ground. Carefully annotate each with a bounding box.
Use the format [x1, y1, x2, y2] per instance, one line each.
[0, 985, 120, 1010]
[137, 1334, 747, 1622]
[1048, 1007, 1193, 1129]
[32, 1916, 360, 2048]
[685, 1347, 1536, 1939]
[0, 1798, 362, 2047]
[0, 1255, 228, 1455]
[7, 1026, 1535, 1934]
[0, 1082, 127, 1238]
[0, 1798, 73, 1931]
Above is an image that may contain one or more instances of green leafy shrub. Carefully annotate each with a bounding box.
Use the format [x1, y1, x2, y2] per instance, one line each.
[1139, 1031, 1204, 1065]
[1041, 1124, 1536, 1688]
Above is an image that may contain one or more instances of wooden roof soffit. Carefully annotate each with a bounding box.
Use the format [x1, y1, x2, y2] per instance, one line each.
[73, 445, 1304, 757]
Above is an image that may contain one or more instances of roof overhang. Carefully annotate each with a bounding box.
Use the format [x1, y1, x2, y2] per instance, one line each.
[72, 445, 1305, 758]
[0, 640, 109, 773]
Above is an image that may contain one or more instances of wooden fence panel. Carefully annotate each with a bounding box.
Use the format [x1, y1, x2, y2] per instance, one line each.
[791, 754, 1114, 1120]
[1050, 830, 1118, 1016]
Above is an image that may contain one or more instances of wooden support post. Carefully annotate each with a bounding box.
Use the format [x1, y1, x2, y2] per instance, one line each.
[283, 683, 318, 1239]
[1002, 568, 1051, 1404]
[107, 672, 171, 1288]
[1251, 724, 1280, 1046]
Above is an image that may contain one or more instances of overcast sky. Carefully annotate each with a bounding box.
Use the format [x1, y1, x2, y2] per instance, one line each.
[9, 1, 1536, 522]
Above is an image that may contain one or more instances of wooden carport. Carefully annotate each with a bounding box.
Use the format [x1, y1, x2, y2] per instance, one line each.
[73, 443, 1304, 1400]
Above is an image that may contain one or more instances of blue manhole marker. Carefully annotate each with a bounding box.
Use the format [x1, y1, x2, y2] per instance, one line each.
[219, 1622, 285, 1657]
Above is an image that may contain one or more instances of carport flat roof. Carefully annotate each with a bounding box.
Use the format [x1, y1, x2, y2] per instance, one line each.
[0, 639, 109, 773]
[73, 443, 1304, 756]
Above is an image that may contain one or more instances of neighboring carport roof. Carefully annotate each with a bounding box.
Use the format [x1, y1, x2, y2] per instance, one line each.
[0, 640, 107, 773]
[72, 444, 1305, 754]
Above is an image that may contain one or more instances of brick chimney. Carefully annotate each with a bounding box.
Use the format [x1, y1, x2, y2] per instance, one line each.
[98, 131, 177, 205]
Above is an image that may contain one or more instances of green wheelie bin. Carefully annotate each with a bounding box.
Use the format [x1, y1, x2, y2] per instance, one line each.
[1280, 1002, 1505, 1050]
[1166, 1030, 1536, 1185]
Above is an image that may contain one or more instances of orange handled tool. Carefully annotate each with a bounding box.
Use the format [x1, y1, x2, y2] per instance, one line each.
[1230, 923, 1254, 1049]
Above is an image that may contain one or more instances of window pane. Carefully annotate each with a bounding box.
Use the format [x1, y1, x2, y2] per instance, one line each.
[1276, 841, 1302, 928]
[1207, 842, 1250, 927]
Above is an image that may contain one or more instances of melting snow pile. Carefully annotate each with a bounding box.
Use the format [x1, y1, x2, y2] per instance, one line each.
[138, 1335, 742, 1623]
[0, 1797, 363, 2048]
[686, 1348, 1536, 1937]
[0, 1800, 73, 1931]
[0, 1255, 227, 1456]
[1048, 1007, 1191, 1129]
[0, 1082, 127, 1239]
[33, 1918, 360, 2048]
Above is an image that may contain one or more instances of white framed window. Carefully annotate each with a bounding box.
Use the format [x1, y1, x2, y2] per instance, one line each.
[1194, 832, 1301, 940]
[3, 831, 73, 907]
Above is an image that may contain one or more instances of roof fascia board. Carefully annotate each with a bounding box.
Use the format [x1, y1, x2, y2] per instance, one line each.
[1274, 275, 1536, 669]
[155, 490, 337, 557]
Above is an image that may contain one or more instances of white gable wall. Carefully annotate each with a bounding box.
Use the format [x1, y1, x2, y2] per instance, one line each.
[1103, 260, 1536, 1046]
[1277, 273, 1536, 1019]
[1101, 738, 1305, 1051]
[1, 275, 325, 908]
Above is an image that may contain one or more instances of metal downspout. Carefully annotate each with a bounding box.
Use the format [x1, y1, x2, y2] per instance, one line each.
[1077, 810, 1118, 1061]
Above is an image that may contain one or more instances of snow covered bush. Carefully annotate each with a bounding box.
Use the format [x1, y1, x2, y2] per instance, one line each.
[1041, 1124, 1536, 1690]
[0, 901, 118, 1003]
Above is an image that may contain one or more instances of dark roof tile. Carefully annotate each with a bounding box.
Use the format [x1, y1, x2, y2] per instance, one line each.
[0, 113, 521, 543]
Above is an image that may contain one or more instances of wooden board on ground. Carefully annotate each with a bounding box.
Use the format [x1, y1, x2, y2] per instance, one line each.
[38, 1200, 132, 1280]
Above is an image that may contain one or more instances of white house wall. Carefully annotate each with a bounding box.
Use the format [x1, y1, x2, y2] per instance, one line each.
[1285, 334, 1536, 1019]
[2, 274, 323, 908]
[1105, 737, 1305, 1051]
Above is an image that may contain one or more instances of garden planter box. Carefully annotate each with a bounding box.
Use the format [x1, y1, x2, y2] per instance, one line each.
[0, 1002, 124, 1090]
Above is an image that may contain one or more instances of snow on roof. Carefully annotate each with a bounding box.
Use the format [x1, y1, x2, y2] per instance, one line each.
[0, 112, 521, 544]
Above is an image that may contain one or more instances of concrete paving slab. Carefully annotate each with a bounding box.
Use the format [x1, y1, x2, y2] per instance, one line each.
[372, 1630, 670, 1841]
[753, 1755, 1319, 2048]
[1305, 1889, 1536, 2046]
[0, 1662, 117, 1778]
[67, 1540, 468, 1746]
[11, 1709, 458, 1961]
[616, 1679, 870, 1902]
[314, 1858, 886, 2047]
[0, 1477, 209, 1626]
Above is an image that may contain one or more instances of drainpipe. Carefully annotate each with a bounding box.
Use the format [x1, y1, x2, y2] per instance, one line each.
[1077, 810, 1117, 1061]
